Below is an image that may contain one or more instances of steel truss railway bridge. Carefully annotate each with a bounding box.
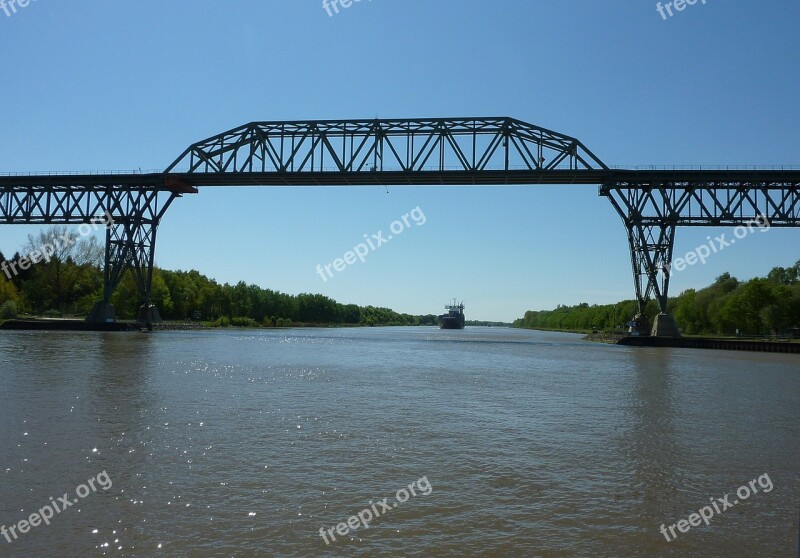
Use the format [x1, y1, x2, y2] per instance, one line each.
[1, 117, 799, 335]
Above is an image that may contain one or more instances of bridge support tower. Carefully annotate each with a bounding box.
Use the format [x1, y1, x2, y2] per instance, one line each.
[87, 185, 183, 327]
[624, 221, 681, 337]
[87, 218, 164, 327]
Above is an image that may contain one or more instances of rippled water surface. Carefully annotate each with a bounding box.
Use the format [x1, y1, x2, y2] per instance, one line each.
[0, 327, 798, 557]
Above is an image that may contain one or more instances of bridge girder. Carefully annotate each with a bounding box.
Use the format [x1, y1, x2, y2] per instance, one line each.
[601, 178, 800, 227]
[0, 181, 176, 225]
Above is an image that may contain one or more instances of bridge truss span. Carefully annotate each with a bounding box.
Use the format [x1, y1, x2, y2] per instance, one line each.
[166, 117, 608, 176]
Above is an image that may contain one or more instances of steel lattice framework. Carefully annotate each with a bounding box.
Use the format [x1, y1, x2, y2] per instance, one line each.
[601, 171, 800, 319]
[0, 176, 173, 224]
[602, 172, 800, 227]
[166, 117, 608, 178]
[0, 175, 195, 322]
[0, 117, 798, 333]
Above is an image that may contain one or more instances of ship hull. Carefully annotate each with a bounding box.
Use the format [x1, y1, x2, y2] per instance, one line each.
[438, 316, 465, 329]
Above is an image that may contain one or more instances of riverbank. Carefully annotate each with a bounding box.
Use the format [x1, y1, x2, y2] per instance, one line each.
[0, 318, 440, 332]
[583, 331, 628, 344]
[0, 319, 211, 332]
[579, 330, 800, 354]
[513, 325, 597, 335]
[618, 335, 800, 354]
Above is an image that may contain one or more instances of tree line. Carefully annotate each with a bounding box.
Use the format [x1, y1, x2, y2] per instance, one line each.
[514, 261, 800, 336]
[0, 227, 438, 327]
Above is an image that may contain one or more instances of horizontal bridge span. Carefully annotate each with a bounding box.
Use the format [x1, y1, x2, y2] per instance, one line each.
[1, 169, 799, 190]
[2, 169, 799, 188]
[173, 169, 617, 186]
[0, 173, 196, 193]
[0, 173, 165, 187]
[177, 168, 800, 187]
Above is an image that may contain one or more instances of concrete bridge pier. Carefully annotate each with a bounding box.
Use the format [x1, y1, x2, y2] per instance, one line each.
[628, 314, 651, 337]
[86, 301, 163, 327]
[87, 301, 116, 324]
[628, 313, 681, 337]
[137, 304, 162, 327]
[651, 313, 681, 337]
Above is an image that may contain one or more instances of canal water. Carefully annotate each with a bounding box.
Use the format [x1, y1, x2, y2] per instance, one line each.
[0, 327, 798, 557]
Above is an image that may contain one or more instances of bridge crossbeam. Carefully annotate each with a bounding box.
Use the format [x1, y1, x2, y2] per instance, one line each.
[0, 182, 178, 225]
[601, 180, 800, 227]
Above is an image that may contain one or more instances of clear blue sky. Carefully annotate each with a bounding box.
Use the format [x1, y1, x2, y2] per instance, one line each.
[1, 0, 798, 322]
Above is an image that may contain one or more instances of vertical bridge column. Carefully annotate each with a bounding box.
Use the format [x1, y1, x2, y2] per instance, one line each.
[88, 219, 163, 325]
[603, 182, 681, 337]
[87, 186, 181, 327]
[625, 221, 681, 337]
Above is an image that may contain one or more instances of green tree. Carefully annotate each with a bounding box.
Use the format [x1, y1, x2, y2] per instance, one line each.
[0, 300, 18, 319]
[19, 227, 103, 314]
[0, 276, 23, 308]
[675, 289, 703, 334]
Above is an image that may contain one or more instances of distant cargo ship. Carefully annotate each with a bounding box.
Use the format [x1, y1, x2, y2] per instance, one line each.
[438, 300, 465, 329]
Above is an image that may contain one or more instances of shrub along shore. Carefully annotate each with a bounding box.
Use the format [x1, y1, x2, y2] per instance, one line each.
[514, 261, 800, 338]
